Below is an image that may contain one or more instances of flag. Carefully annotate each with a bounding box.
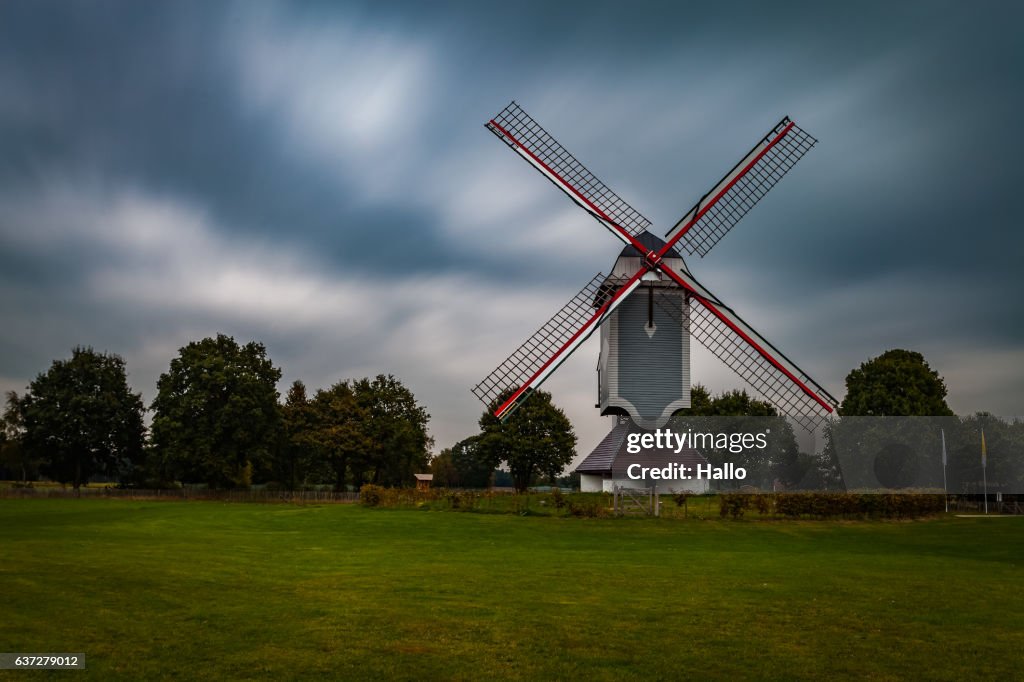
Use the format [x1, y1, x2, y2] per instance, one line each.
[981, 429, 987, 469]
[941, 429, 947, 466]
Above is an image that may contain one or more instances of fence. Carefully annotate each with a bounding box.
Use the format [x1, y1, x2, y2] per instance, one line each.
[612, 485, 659, 516]
[0, 486, 360, 504]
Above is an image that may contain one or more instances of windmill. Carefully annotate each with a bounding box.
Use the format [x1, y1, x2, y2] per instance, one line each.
[471, 102, 838, 432]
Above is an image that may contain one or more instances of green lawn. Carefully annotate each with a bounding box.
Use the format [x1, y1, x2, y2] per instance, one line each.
[1, 500, 1021, 680]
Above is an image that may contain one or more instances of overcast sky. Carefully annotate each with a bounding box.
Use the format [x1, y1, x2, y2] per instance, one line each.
[1, 0, 1021, 462]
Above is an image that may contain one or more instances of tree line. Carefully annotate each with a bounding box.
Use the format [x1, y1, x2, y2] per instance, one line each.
[3, 342, 1017, 493]
[431, 348, 1023, 493]
[0, 334, 431, 491]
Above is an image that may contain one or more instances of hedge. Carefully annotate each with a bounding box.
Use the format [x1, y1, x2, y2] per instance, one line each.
[720, 492, 945, 519]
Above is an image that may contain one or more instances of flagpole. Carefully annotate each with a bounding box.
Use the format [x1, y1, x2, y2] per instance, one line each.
[983, 465, 988, 514]
[941, 429, 948, 513]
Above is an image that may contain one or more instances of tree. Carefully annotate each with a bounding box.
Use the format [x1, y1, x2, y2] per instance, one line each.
[687, 384, 714, 414]
[677, 385, 803, 488]
[449, 435, 493, 488]
[276, 380, 320, 490]
[348, 375, 431, 487]
[150, 334, 282, 488]
[819, 351, 953, 490]
[945, 413, 1024, 494]
[840, 349, 954, 416]
[827, 350, 955, 490]
[429, 447, 458, 488]
[1, 391, 38, 482]
[20, 348, 145, 489]
[682, 384, 776, 417]
[478, 389, 576, 493]
[308, 381, 372, 492]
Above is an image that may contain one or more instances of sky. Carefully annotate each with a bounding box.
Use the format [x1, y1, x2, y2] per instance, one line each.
[1, 0, 1022, 464]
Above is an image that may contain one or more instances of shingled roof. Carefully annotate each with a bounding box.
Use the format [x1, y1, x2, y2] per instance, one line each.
[617, 230, 683, 260]
[576, 419, 631, 473]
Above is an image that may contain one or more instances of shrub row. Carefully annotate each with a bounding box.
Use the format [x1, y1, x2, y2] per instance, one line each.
[719, 492, 945, 519]
[358, 484, 614, 516]
[361, 486, 945, 520]
[359, 484, 453, 508]
[359, 484, 514, 511]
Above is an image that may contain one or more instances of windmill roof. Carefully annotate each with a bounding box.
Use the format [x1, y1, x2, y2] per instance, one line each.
[618, 230, 683, 260]
[576, 419, 631, 472]
[576, 418, 707, 474]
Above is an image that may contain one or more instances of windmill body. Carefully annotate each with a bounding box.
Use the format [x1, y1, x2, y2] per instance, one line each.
[599, 231, 691, 428]
[472, 102, 839, 435]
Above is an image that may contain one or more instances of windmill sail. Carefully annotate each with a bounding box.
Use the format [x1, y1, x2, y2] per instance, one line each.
[475, 103, 834, 428]
[654, 282, 836, 432]
[473, 271, 643, 420]
[487, 101, 651, 243]
[665, 118, 817, 258]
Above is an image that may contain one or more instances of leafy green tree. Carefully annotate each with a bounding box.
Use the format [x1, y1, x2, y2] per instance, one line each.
[556, 470, 581, 490]
[478, 389, 576, 493]
[773, 449, 823, 489]
[348, 375, 431, 487]
[1, 392, 17, 478]
[150, 334, 282, 488]
[429, 447, 458, 488]
[1, 391, 39, 482]
[824, 350, 954, 490]
[492, 469, 514, 488]
[678, 385, 802, 488]
[308, 381, 372, 492]
[945, 413, 1023, 493]
[687, 384, 714, 414]
[20, 348, 145, 489]
[449, 435, 493, 488]
[683, 384, 776, 417]
[276, 380, 321, 490]
[840, 349, 954, 416]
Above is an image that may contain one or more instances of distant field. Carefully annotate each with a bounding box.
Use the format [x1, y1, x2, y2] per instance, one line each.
[1, 500, 1021, 680]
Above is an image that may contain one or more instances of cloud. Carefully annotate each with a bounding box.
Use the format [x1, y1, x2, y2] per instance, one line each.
[0, 0, 1021, 467]
[229, 4, 435, 202]
[0, 177, 625, 450]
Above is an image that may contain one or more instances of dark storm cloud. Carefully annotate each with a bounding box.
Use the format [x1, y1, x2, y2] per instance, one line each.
[1, 0, 1022, 455]
[0, 3, 462, 278]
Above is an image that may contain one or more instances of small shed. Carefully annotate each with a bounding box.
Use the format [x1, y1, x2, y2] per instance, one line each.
[414, 473, 434, 492]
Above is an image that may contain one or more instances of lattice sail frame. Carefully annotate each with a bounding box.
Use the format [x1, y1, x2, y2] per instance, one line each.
[487, 102, 652, 239]
[472, 272, 642, 418]
[654, 289, 835, 432]
[666, 118, 817, 257]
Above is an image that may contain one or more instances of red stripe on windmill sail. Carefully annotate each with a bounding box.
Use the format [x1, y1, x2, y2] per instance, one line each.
[664, 118, 817, 258]
[652, 266, 836, 432]
[472, 270, 644, 420]
[486, 102, 651, 248]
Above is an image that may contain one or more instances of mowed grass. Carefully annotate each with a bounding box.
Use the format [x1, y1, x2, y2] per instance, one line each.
[1, 500, 1022, 681]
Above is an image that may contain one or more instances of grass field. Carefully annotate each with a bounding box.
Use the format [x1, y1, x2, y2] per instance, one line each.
[2, 500, 1022, 680]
